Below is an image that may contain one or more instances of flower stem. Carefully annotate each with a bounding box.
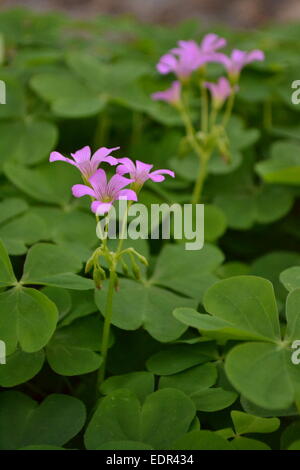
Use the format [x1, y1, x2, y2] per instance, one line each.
[191, 156, 208, 204]
[178, 102, 203, 158]
[222, 92, 235, 127]
[116, 200, 133, 256]
[178, 100, 209, 204]
[201, 83, 208, 133]
[209, 106, 218, 130]
[98, 267, 116, 385]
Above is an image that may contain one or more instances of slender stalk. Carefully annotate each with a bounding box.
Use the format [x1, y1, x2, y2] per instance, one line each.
[191, 155, 208, 205]
[178, 102, 203, 158]
[209, 106, 218, 130]
[201, 83, 208, 133]
[116, 200, 133, 255]
[98, 267, 116, 384]
[97, 200, 134, 386]
[178, 101, 209, 203]
[222, 92, 235, 127]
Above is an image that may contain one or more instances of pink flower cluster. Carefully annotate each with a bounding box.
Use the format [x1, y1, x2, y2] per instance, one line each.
[151, 33, 264, 107]
[50, 146, 175, 215]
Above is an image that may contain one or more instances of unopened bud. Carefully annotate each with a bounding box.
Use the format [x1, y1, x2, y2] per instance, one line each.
[121, 260, 130, 277]
[132, 263, 141, 280]
[93, 266, 106, 289]
[85, 255, 94, 274]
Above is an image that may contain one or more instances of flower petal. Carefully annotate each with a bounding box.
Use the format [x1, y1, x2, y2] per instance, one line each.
[157, 53, 178, 75]
[49, 152, 76, 165]
[201, 33, 226, 53]
[116, 158, 136, 175]
[89, 168, 107, 196]
[136, 160, 153, 174]
[149, 169, 175, 182]
[91, 201, 113, 215]
[108, 174, 134, 194]
[151, 81, 181, 104]
[117, 189, 138, 201]
[91, 146, 120, 166]
[72, 184, 96, 198]
[246, 49, 265, 64]
[71, 146, 91, 163]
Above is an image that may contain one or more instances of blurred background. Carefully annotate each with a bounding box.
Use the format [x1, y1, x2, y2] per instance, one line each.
[1, 0, 299, 27]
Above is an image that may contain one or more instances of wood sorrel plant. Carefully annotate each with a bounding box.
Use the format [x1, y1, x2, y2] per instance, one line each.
[151, 34, 265, 204]
[49, 147, 174, 382]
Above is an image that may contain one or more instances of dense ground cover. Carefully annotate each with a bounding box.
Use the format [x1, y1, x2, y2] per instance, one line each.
[0, 7, 300, 450]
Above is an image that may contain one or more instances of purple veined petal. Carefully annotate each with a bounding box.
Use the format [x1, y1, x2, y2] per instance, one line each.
[211, 52, 231, 68]
[245, 49, 265, 64]
[104, 156, 119, 165]
[201, 33, 217, 50]
[91, 146, 120, 166]
[117, 189, 138, 201]
[89, 168, 108, 197]
[116, 158, 136, 175]
[49, 151, 76, 165]
[149, 169, 175, 182]
[151, 91, 166, 102]
[172, 40, 198, 56]
[72, 184, 96, 198]
[151, 81, 181, 104]
[107, 174, 134, 194]
[71, 146, 91, 163]
[218, 77, 232, 97]
[91, 200, 113, 215]
[148, 174, 165, 182]
[231, 49, 247, 64]
[116, 164, 130, 176]
[201, 33, 226, 52]
[136, 160, 153, 174]
[157, 53, 178, 75]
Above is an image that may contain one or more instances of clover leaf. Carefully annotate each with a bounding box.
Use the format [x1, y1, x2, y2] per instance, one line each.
[0, 392, 86, 450]
[84, 388, 196, 450]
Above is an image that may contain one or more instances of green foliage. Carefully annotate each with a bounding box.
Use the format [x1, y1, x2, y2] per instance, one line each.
[0, 7, 299, 451]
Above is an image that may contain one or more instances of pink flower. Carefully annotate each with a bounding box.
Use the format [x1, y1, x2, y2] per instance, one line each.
[204, 77, 233, 108]
[117, 159, 175, 189]
[72, 169, 137, 215]
[199, 33, 227, 53]
[151, 80, 181, 105]
[50, 145, 119, 180]
[156, 34, 226, 79]
[215, 49, 265, 79]
[156, 41, 202, 79]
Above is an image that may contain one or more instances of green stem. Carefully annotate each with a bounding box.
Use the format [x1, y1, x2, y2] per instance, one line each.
[201, 83, 208, 133]
[222, 92, 235, 127]
[191, 156, 208, 205]
[178, 102, 203, 158]
[178, 100, 210, 203]
[116, 200, 133, 256]
[209, 106, 218, 130]
[98, 267, 116, 384]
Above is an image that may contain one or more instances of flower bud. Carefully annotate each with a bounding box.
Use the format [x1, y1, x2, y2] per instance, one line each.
[93, 266, 106, 289]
